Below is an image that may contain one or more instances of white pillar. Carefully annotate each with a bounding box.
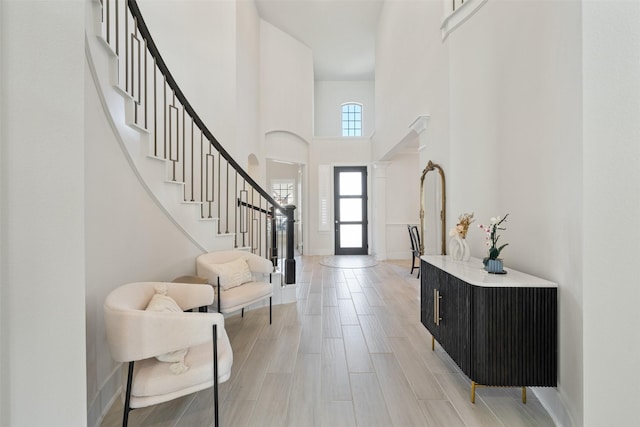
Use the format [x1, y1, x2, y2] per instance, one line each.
[371, 162, 390, 260]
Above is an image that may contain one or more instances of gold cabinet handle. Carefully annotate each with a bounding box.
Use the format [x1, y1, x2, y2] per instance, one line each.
[433, 289, 438, 325]
[436, 290, 442, 326]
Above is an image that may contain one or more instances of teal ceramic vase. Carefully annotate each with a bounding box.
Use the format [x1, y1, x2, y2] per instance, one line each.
[485, 259, 504, 274]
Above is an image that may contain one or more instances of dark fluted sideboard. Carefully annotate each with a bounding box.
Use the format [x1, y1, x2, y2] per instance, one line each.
[420, 256, 557, 402]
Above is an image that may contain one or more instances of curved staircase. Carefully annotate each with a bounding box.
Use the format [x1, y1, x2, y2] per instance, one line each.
[85, 0, 296, 283]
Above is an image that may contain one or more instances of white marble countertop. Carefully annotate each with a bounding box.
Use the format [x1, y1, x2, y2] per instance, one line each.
[421, 255, 557, 288]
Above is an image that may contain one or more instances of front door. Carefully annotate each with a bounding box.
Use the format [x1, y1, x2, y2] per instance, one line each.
[334, 166, 368, 255]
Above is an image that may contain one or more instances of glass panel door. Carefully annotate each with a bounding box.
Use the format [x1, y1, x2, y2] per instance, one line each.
[334, 166, 368, 255]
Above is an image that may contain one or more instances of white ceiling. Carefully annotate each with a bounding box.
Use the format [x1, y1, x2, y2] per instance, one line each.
[255, 0, 384, 81]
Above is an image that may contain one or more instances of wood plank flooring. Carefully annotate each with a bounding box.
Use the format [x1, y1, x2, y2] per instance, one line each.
[99, 256, 556, 427]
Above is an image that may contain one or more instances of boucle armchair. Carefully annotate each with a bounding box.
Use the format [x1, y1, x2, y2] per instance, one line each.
[104, 282, 233, 427]
[196, 250, 274, 324]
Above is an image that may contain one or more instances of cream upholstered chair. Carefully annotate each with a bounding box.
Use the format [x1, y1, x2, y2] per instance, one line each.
[104, 282, 233, 427]
[196, 250, 274, 324]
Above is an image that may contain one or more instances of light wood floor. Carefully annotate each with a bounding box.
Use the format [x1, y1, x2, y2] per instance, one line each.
[100, 256, 556, 427]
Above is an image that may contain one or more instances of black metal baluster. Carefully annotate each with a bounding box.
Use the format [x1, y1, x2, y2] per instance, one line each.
[217, 154, 221, 234]
[259, 197, 263, 256]
[105, 0, 110, 45]
[234, 172, 238, 247]
[163, 77, 167, 159]
[251, 188, 255, 252]
[144, 39, 148, 129]
[115, 0, 118, 56]
[153, 57, 157, 156]
[240, 183, 247, 248]
[206, 153, 214, 218]
[125, 5, 128, 92]
[190, 118, 194, 201]
[131, 21, 141, 122]
[137, 22, 141, 104]
[124, 0, 296, 281]
[210, 146, 214, 219]
[225, 162, 229, 234]
[200, 132, 204, 217]
[182, 107, 186, 197]
[169, 93, 178, 181]
[270, 205, 277, 267]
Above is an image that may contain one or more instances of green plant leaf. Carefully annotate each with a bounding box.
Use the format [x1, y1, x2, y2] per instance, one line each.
[489, 247, 500, 259]
[496, 243, 509, 257]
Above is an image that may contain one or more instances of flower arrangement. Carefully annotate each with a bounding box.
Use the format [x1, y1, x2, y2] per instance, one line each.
[449, 212, 475, 239]
[478, 214, 509, 266]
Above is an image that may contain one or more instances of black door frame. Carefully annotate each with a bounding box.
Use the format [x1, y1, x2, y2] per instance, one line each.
[334, 166, 368, 255]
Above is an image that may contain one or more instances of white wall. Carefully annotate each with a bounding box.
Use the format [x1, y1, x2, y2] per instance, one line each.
[375, 0, 584, 424]
[447, 2, 583, 425]
[385, 152, 421, 259]
[265, 131, 310, 256]
[137, 0, 238, 158]
[259, 19, 314, 255]
[0, 1, 87, 426]
[582, 2, 640, 426]
[137, 0, 264, 174]
[236, 0, 261, 167]
[84, 59, 208, 427]
[0, 2, 5, 423]
[374, 0, 447, 162]
[265, 130, 310, 165]
[314, 80, 375, 137]
[307, 138, 372, 255]
[260, 20, 314, 143]
[374, 1, 449, 258]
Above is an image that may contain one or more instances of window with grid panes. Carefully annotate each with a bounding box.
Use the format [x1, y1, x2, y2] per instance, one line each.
[272, 180, 294, 206]
[341, 103, 362, 137]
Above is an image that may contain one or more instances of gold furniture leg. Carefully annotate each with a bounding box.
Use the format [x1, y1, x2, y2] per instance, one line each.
[522, 387, 527, 404]
[431, 336, 435, 351]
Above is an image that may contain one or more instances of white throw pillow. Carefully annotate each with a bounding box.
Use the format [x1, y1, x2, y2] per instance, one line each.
[145, 284, 189, 374]
[210, 257, 253, 291]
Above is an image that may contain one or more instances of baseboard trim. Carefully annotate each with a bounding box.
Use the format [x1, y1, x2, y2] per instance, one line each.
[88, 364, 122, 427]
[386, 251, 412, 260]
[532, 386, 575, 427]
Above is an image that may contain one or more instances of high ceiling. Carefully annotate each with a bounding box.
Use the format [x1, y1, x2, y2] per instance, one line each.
[255, 0, 384, 81]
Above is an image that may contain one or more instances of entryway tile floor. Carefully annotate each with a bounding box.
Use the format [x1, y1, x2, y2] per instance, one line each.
[100, 256, 556, 427]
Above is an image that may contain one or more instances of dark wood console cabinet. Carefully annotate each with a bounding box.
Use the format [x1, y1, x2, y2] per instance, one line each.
[420, 256, 557, 401]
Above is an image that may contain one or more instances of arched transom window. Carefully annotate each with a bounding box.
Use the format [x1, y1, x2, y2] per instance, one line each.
[342, 103, 362, 137]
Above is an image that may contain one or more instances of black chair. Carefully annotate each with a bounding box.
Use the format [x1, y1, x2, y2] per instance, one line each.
[408, 225, 421, 278]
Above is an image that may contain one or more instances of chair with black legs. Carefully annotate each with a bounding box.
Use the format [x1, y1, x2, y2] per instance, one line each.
[104, 281, 233, 427]
[196, 250, 274, 324]
[408, 225, 421, 278]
